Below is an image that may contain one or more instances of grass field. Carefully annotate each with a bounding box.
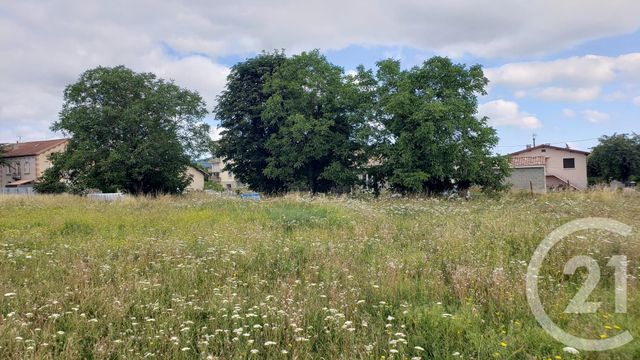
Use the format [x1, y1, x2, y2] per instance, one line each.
[1, 191, 639, 359]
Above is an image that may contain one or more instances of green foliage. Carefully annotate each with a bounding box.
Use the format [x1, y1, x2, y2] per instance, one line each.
[216, 51, 508, 195]
[1, 191, 640, 358]
[0, 144, 7, 166]
[45, 66, 211, 195]
[588, 133, 640, 183]
[263, 50, 368, 193]
[33, 176, 68, 194]
[214, 51, 289, 193]
[204, 181, 224, 192]
[374, 57, 509, 194]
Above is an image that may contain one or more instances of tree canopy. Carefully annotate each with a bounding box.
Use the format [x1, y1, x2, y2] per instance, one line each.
[588, 133, 640, 183]
[374, 57, 509, 194]
[40, 65, 211, 195]
[214, 51, 288, 193]
[215, 51, 508, 195]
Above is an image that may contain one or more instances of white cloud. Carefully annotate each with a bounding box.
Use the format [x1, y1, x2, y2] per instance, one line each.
[634, 96, 640, 106]
[562, 108, 576, 118]
[582, 109, 610, 123]
[478, 100, 542, 129]
[486, 53, 640, 102]
[532, 86, 601, 102]
[209, 126, 224, 141]
[485, 55, 619, 88]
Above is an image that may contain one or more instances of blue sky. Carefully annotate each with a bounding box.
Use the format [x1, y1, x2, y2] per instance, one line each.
[1, 1, 639, 154]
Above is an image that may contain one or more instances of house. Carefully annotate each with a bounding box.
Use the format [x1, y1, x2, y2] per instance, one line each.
[185, 166, 206, 191]
[1, 139, 69, 194]
[505, 144, 590, 193]
[198, 157, 245, 191]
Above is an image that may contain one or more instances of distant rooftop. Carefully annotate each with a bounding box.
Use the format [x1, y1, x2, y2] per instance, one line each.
[1, 139, 68, 158]
[508, 144, 590, 157]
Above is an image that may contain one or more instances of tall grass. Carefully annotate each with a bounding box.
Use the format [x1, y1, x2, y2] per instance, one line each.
[0, 190, 639, 359]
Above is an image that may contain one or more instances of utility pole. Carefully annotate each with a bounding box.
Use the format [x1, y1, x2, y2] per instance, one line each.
[17, 136, 22, 143]
[532, 133, 536, 147]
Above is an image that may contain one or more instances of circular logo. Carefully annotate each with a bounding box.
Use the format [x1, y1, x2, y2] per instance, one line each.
[526, 217, 634, 351]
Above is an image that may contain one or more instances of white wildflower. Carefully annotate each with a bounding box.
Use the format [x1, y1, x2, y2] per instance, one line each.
[563, 347, 579, 355]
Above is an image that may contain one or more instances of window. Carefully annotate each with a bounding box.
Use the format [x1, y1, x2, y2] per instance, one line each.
[24, 161, 30, 174]
[541, 149, 546, 153]
[563, 158, 575, 169]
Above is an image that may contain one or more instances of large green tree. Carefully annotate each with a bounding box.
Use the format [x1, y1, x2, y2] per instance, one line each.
[588, 133, 640, 183]
[374, 57, 509, 194]
[262, 50, 368, 193]
[214, 51, 288, 193]
[41, 65, 211, 195]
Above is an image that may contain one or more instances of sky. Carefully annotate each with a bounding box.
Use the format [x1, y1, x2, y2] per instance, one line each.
[1, 1, 639, 154]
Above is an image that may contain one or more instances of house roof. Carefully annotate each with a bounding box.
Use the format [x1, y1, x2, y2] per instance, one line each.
[188, 165, 208, 176]
[510, 156, 546, 167]
[6, 179, 34, 187]
[508, 144, 590, 157]
[1, 139, 68, 158]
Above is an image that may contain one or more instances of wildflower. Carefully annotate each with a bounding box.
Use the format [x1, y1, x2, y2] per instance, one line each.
[387, 315, 395, 321]
[181, 347, 190, 352]
[57, 331, 65, 335]
[264, 341, 277, 346]
[281, 350, 288, 354]
[390, 349, 399, 354]
[562, 347, 579, 355]
[500, 342, 507, 347]
[4, 292, 16, 297]
[452, 352, 461, 357]
[250, 349, 259, 354]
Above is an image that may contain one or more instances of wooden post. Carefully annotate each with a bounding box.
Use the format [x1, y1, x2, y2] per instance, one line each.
[530, 181, 534, 196]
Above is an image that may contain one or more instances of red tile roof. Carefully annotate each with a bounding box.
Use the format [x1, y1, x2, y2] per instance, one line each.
[1, 139, 68, 158]
[510, 156, 546, 167]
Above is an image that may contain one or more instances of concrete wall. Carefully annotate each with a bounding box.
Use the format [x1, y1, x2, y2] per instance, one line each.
[209, 158, 245, 190]
[186, 167, 205, 191]
[36, 142, 68, 177]
[513, 147, 588, 189]
[0, 156, 37, 188]
[505, 167, 547, 193]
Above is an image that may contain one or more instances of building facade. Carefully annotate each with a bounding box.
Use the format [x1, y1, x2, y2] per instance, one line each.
[185, 166, 206, 191]
[1, 139, 69, 193]
[198, 157, 245, 191]
[505, 144, 589, 192]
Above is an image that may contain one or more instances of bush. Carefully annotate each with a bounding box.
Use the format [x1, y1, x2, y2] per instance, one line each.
[204, 181, 225, 192]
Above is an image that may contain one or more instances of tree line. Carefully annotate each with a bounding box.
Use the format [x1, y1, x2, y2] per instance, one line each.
[588, 133, 640, 184]
[215, 50, 509, 195]
[28, 50, 510, 196]
[6, 50, 637, 195]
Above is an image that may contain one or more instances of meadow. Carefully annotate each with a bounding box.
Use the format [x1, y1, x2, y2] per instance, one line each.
[0, 190, 639, 359]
